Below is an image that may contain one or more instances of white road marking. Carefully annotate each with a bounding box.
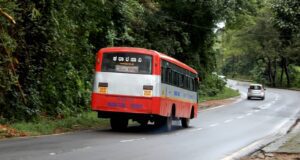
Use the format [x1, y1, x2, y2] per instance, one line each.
[246, 113, 252, 116]
[71, 146, 92, 152]
[254, 110, 260, 113]
[49, 152, 56, 156]
[120, 138, 145, 143]
[189, 128, 203, 132]
[209, 123, 219, 127]
[224, 119, 233, 123]
[236, 116, 244, 119]
[203, 105, 225, 112]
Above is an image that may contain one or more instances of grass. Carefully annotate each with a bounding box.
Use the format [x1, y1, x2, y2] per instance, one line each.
[9, 112, 109, 136]
[291, 66, 300, 90]
[199, 86, 240, 102]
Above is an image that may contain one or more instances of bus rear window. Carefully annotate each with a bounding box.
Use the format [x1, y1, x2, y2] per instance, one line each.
[101, 52, 152, 74]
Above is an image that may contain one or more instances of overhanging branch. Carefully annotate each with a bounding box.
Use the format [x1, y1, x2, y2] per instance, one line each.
[0, 8, 16, 24]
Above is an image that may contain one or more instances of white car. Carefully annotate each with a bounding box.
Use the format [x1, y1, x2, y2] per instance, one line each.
[247, 84, 265, 100]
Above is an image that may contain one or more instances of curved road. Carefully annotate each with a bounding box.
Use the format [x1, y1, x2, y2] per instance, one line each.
[1, 80, 300, 160]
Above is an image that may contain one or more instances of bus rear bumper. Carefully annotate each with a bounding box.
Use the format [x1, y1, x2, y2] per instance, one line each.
[91, 93, 160, 116]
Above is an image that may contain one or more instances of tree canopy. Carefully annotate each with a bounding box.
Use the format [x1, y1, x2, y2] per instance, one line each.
[220, 0, 300, 88]
[0, 0, 290, 121]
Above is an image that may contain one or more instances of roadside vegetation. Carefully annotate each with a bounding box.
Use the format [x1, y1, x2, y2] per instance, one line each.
[0, 112, 108, 138]
[0, 1, 256, 123]
[218, 0, 300, 89]
[199, 86, 240, 102]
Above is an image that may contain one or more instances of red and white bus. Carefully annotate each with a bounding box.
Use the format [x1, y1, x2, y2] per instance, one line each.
[91, 47, 199, 131]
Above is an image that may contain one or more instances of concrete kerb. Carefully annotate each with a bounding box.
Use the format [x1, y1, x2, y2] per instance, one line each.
[198, 95, 242, 111]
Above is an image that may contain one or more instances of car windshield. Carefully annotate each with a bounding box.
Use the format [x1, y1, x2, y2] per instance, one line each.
[101, 52, 152, 74]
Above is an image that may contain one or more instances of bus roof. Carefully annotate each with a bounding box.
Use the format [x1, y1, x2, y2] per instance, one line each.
[99, 47, 198, 75]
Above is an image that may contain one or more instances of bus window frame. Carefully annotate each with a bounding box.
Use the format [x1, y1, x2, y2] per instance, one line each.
[101, 52, 153, 75]
[161, 59, 198, 92]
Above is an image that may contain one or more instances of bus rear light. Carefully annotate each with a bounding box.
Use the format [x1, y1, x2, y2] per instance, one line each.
[98, 82, 108, 94]
[143, 85, 153, 97]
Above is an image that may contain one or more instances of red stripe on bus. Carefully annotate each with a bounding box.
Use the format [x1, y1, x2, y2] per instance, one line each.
[91, 93, 197, 119]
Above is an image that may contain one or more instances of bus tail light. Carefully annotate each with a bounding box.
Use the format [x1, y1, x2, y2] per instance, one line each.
[98, 82, 108, 94]
[143, 85, 153, 97]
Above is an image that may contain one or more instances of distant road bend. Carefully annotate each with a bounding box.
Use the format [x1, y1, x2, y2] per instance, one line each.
[1, 80, 300, 160]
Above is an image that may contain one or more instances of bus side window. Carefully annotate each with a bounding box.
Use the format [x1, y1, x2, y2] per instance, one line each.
[161, 67, 165, 83]
[179, 74, 184, 88]
[175, 72, 179, 86]
[190, 78, 193, 91]
[167, 68, 172, 84]
[184, 75, 188, 89]
[171, 70, 175, 85]
[191, 78, 195, 91]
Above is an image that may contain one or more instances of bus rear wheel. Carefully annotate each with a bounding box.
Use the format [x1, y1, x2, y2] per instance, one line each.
[110, 117, 128, 131]
[164, 116, 172, 131]
[154, 116, 172, 132]
[181, 118, 190, 128]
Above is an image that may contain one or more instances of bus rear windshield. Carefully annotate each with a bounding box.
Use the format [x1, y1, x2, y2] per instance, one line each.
[101, 52, 152, 74]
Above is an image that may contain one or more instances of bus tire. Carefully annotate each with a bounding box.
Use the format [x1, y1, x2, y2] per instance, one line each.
[110, 118, 128, 131]
[164, 116, 172, 131]
[154, 116, 172, 132]
[181, 118, 190, 128]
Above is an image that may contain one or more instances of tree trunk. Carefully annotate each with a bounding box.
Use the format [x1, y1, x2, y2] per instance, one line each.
[267, 57, 276, 87]
[281, 57, 290, 87]
[272, 59, 277, 87]
[280, 61, 284, 86]
[267, 57, 274, 87]
[283, 59, 290, 87]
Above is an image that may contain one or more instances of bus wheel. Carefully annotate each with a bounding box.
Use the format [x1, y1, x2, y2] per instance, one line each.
[110, 118, 128, 131]
[181, 118, 190, 128]
[154, 116, 172, 131]
[164, 116, 172, 131]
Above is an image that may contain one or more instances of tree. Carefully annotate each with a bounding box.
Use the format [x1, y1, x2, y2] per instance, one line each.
[272, 0, 300, 87]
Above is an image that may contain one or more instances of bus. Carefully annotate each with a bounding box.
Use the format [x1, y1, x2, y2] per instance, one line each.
[91, 47, 199, 131]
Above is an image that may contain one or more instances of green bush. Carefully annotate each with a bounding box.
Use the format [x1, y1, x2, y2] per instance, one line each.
[198, 74, 226, 97]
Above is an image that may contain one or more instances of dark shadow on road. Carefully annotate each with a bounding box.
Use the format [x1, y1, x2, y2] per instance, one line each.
[95, 123, 189, 135]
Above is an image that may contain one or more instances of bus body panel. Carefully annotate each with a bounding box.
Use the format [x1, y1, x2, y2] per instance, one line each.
[92, 94, 197, 118]
[91, 94, 161, 115]
[160, 83, 198, 118]
[93, 72, 161, 97]
[91, 47, 198, 121]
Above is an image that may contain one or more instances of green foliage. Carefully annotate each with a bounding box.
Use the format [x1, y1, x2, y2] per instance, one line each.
[199, 86, 240, 102]
[291, 66, 300, 89]
[220, 1, 300, 88]
[11, 112, 109, 136]
[199, 74, 226, 97]
[1, 0, 253, 122]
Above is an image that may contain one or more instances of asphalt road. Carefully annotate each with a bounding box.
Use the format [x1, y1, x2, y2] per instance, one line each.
[1, 80, 300, 160]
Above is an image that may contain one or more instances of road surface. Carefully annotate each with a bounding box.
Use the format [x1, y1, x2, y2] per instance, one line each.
[1, 80, 300, 160]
